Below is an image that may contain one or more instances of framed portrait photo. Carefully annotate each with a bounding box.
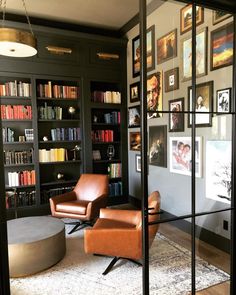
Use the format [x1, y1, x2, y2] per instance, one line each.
[149, 125, 167, 167]
[210, 22, 234, 71]
[164, 67, 179, 92]
[181, 27, 208, 81]
[157, 29, 177, 64]
[130, 82, 140, 103]
[188, 81, 213, 127]
[180, 4, 204, 35]
[216, 88, 231, 114]
[128, 106, 141, 128]
[129, 132, 141, 151]
[132, 25, 155, 78]
[147, 71, 163, 117]
[135, 154, 141, 172]
[212, 10, 231, 25]
[169, 98, 184, 132]
[169, 136, 202, 177]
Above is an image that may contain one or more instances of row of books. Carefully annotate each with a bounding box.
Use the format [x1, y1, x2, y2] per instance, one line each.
[2, 127, 15, 142]
[4, 149, 33, 165]
[109, 181, 123, 197]
[41, 186, 74, 204]
[8, 170, 36, 187]
[91, 130, 114, 142]
[0, 81, 31, 97]
[6, 190, 36, 208]
[108, 163, 122, 178]
[38, 103, 63, 120]
[50, 127, 81, 141]
[39, 148, 67, 162]
[91, 91, 121, 104]
[37, 82, 79, 99]
[1, 105, 32, 120]
[104, 111, 120, 124]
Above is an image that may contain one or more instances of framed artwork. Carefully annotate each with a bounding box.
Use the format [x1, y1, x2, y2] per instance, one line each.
[212, 10, 231, 25]
[180, 4, 204, 35]
[132, 25, 155, 78]
[169, 98, 184, 132]
[157, 29, 177, 64]
[169, 136, 202, 177]
[147, 72, 163, 117]
[181, 27, 208, 81]
[135, 154, 141, 172]
[216, 88, 231, 114]
[188, 81, 213, 127]
[164, 67, 179, 92]
[129, 132, 141, 151]
[128, 106, 140, 128]
[129, 82, 140, 103]
[149, 125, 167, 167]
[206, 141, 231, 204]
[210, 22, 234, 71]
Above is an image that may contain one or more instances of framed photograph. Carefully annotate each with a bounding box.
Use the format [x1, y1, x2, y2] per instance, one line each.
[132, 25, 155, 78]
[130, 82, 140, 103]
[206, 141, 231, 204]
[147, 72, 163, 117]
[157, 29, 177, 64]
[130, 132, 141, 151]
[149, 125, 167, 167]
[188, 81, 213, 127]
[164, 67, 179, 92]
[180, 4, 204, 35]
[169, 98, 184, 132]
[210, 22, 234, 71]
[169, 136, 202, 177]
[212, 10, 231, 25]
[181, 27, 208, 81]
[216, 88, 231, 114]
[135, 154, 141, 172]
[128, 106, 140, 128]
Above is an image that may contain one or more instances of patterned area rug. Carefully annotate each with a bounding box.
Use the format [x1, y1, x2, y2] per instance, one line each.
[11, 224, 229, 295]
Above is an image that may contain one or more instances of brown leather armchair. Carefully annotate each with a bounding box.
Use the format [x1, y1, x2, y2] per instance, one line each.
[84, 191, 161, 274]
[50, 174, 109, 234]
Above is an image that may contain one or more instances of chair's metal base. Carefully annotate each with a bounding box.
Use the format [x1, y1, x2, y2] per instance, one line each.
[101, 256, 142, 275]
[65, 220, 94, 234]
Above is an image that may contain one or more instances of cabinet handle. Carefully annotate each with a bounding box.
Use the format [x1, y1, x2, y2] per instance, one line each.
[97, 52, 119, 60]
[46, 46, 72, 55]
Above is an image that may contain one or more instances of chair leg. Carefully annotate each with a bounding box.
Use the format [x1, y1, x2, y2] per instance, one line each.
[102, 257, 120, 275]
[67, 222, 82, 234]
[126, 258, 142, 266]
[66, 220, 94, 234]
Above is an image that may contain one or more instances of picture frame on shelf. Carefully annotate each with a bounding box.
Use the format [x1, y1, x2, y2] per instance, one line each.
[212, 10, 231, 25]
[128, 106, 141, 128]
[135, 154, 141, 172]
[206, 140, 231, 204]
[129, 82, 140, 103]
[132, 25, 155, 78]
[129, 131, 141, 151]
[180, 4, 204, 35]
[169, 136, 202, 177]
[92, 150, 101, 161]
[188, 81, 213, 127]
[164, 67, 179, 92]
[216, 88, 231, 114]
[149, 125, 167, 167]
[147, 71, 163, 116]
[181, 27, 207, 81]
[169, 97, 184, 132]
[157, 29, 177, 65]
[210, 22, 234, 71]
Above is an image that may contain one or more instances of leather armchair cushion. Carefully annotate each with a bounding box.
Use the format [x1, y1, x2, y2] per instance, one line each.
[93, 218, 136, 230]
[56, 200, 90, 215]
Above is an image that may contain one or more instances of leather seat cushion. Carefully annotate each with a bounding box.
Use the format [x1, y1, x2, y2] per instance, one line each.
[93, 218, 136, 230]
[56, 200, 90, 215]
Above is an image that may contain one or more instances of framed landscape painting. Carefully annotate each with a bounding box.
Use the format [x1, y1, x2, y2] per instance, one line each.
[132, 25, 155, 78]
[157, 29, 177, 64]
[180, 4, 204, 35]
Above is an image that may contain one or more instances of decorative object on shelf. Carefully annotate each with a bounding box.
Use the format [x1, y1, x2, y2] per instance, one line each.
[56, 173, 64, 180]
[18, 136, 25, 142]
[169, 98, 185, 132]
[180, 4, 204, 35]
[157, 29, 177, 65]
[216, 88, 231, 114]
[46, 46, 72, 55]
[93, 115, 98, 123]
[92, 150, 101, 161]
[0, 0, 37, 57]
[149, 125, 167, 168]
[43, 136, 49, 142]
[71, 145, 81, 161]
[68, 106, 76, 118]
[164, 67, 179, 92]
[107, 145, 115, 160]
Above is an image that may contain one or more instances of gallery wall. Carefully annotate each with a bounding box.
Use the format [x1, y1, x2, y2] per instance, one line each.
[126, 0, 233, 240]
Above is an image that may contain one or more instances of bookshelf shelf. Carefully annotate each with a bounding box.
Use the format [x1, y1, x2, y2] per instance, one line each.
[38, 119, 80, 123]
[6, 184, 35, 189]
[3, 141, 34, 145]
[39, 160, 81, 165]
[4, 163, 34, 168]
[93, 159, 121, 164]
[0, 96, 31, 100]
[2, 119, 32, 122]
[91, 102, 121, 109]
[92, 123, 119, 127]
[39, 140, 81, 144]
[40, 180, 77, 187]
[37, 97, 78, 101]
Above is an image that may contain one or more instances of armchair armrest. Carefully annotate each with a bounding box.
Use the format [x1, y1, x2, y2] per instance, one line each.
[86, 194, 108, 220]
[49, 191, 77, 215]
[99, 208, 141, 226]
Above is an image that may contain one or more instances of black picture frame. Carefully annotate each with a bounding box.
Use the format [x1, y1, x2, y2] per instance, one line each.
[129, 82, 140, 103]
[169, 97, 185, 132]
[164, 67, 179, 92]
[128, 106, 141, 128]
[216, 88, 231, 114]
[149, 125, 167, 167]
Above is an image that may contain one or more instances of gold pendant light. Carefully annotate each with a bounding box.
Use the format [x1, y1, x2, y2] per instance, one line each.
[0, 0, 37, 57]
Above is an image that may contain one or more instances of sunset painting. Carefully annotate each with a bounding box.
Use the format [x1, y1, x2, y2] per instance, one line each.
[211, 22, 234, 70]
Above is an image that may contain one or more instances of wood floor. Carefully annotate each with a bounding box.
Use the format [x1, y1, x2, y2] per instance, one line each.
[159, 223, 230, 295]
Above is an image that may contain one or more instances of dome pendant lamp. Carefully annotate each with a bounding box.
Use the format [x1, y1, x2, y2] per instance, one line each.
[0, 0, 37, 57]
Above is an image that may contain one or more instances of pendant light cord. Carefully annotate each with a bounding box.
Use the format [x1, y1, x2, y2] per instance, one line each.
[22, 0, 34, 36]
[0, 0, 6, 27]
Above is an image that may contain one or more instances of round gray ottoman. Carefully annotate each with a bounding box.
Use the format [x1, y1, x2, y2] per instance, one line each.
[7, 216, 66, 278]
